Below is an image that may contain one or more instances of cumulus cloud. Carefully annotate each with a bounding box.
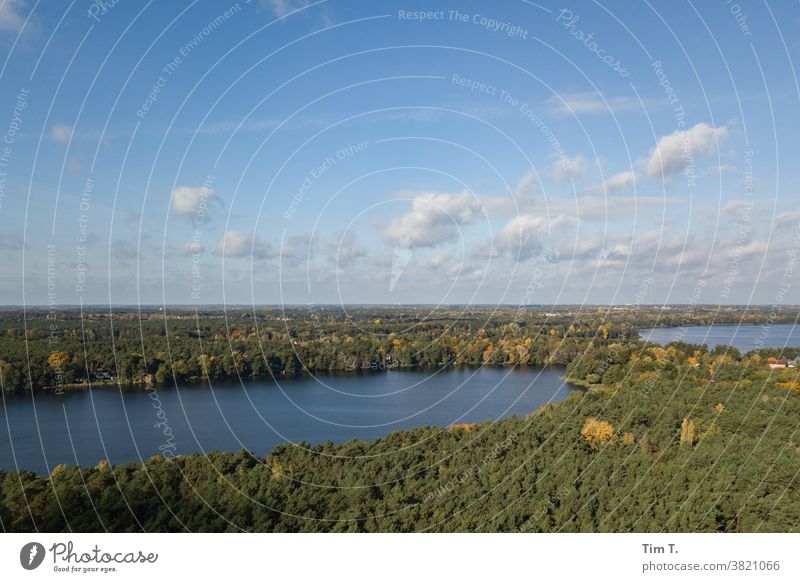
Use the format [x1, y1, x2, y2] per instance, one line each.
[216, 230, 275, 259]
[379, 190, 483, 248]
[328, 232, 367, 267]
[170, 185, 218, 217]
[480, 171, 539, 220]
[0, 0, 26, 32]
[50, 124, 73, 144]
[591, 170, 636, 193]
[481, 172, 539, 218]
[644, 122, 729, 178]
[500, 215, 546, 258]
[418, 253, 484, 283]
[776, 209, 800, 227]
[514, 171, 538, 199]
[277, 233, 315, 261]
[496, 213, 575, 260]
[553, 154, 586, 182]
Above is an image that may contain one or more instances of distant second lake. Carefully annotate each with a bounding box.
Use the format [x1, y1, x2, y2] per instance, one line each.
[638, 324, 800, 352]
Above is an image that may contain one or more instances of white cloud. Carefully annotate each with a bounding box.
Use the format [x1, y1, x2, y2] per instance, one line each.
[553, 154, 586, 182]
[590, 170, 636, 193]
[721, 200, 752, 218]
[496, 213, 575, 260]
[261, 0, 309, 17]
[216, 230, 275, 259]
[776, 209, 800, 227]
[480, 172, 539, 218]
[558, 235, 606, 262]
[644, 122, 729, 178]
[380, 190, 483, 248]
[547, 92, 641, 117]
[181, 241, 205, 255]
[278, 233, 315, 261]
[514, 171, 538, 199]
[720, 239, 766, 262]
[328, 232, 367, 266]
[0, 0, 26, 32]
[170, 185, 218, 217]
[50, 124, 73, 144]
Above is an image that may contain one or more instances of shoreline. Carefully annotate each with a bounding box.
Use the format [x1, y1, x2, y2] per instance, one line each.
[21, 362, 573, 394]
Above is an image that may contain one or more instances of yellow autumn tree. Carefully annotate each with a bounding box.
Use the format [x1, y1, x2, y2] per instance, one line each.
[680, 416, 696, 447]
[650, 347, 669, 362]
[777, 380, 800, 394]
[47, 351, 69, 369]
[581, 417, 615, 450]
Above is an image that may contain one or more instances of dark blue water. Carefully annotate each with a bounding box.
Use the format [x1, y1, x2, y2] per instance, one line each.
[639, 324, 800, 352]
[0, 366, 576, 474]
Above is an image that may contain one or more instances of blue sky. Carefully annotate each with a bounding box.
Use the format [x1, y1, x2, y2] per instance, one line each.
[0, 0, 798, 306]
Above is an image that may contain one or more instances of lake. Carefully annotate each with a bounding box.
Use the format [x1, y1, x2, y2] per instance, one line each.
[0, 366, 577, 474]
[639, 324, 800, 352]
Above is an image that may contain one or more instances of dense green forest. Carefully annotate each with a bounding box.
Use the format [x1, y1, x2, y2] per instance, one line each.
[1, 306, 799, 532]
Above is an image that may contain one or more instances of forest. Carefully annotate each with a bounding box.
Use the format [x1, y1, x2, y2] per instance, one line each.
[1, 304, 796, 392]
[1, 305, 799, 532]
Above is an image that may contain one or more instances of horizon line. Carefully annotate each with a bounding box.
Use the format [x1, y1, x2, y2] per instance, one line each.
[2, 303, 799, 309]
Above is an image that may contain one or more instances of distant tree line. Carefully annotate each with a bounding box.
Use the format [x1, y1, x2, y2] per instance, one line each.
[4, 305, 796, 392]
[0, 308, 644, 391]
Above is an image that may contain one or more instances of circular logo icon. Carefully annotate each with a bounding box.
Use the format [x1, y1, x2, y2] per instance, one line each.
[20, 542, 46, 570]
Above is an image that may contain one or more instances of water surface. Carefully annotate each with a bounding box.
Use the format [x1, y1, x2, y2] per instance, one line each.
[1, 366, 576, 474]
[639, 324, 800, 352]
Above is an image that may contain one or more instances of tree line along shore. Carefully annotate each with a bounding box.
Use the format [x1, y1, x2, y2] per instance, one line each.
[1, 305, 796, 392]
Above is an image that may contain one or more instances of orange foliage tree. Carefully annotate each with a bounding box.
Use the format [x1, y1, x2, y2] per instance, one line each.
[581, 417, 615, 450]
